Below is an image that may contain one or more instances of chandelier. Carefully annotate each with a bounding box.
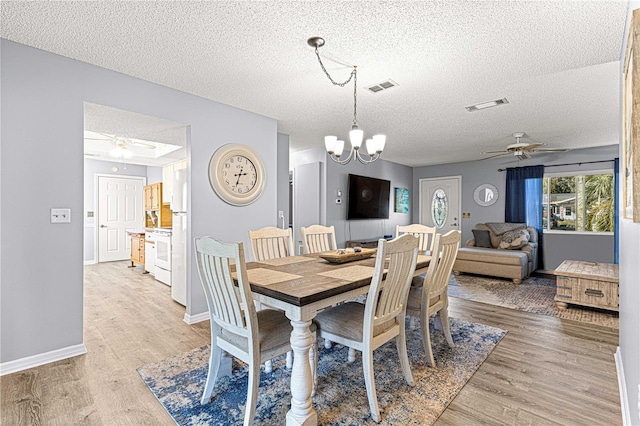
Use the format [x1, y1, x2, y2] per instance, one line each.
[307, 37, 386, 165]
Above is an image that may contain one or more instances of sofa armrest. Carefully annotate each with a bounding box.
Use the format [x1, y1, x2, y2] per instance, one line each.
[520, 242, 538, 273]
[465, 238, 476, 247]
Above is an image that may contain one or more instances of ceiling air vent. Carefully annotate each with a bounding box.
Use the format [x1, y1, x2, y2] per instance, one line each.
[367, 79, 398, 93]
[465, 97, 509, 112]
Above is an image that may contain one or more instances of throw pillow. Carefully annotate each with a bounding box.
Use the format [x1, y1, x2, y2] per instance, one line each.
[472, 229, 492, 248]
[498, 229, 530, 250]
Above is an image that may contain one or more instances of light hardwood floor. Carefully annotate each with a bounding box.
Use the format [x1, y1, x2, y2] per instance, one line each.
[1, 261, 621, 425]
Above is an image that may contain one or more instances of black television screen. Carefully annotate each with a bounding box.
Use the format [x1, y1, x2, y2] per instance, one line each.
[347, 174, 390, 220]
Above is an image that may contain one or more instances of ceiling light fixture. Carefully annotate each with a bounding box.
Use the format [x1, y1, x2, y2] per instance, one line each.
[308, 36, 386, 165]
[465, 97, 509, 112]
[110, 142, 133, 159]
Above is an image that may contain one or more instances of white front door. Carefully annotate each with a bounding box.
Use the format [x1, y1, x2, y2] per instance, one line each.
[419, 176, 461, 233]
[98, 175, 145, 262]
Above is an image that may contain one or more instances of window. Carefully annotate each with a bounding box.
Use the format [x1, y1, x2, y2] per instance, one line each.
[542, 171, 614, 233]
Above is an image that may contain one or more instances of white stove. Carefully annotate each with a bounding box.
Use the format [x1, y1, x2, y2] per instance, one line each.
[154, 228, 172, 286]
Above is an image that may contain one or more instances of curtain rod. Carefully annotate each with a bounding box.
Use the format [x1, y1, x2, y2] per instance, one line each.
[497, 159, 615, 172]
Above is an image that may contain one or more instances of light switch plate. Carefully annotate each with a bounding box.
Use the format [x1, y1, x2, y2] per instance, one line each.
[51, 208, 71, 223]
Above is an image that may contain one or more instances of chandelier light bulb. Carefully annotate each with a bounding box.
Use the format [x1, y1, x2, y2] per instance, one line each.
[324, 135, 337, 154]
[334, 140, 345, 157]
[373, 134, 386, 153]
[349, 126, 364, 149]
[365, 139, 376, 155]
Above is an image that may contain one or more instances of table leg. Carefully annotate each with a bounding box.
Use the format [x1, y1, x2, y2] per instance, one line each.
[285, 318, 317, 426]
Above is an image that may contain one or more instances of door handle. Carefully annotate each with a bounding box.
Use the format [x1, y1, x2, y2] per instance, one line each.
[100, 224, 107, 228]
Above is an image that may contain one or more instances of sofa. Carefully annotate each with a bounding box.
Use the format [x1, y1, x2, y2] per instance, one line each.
[452, 222, 538, 284]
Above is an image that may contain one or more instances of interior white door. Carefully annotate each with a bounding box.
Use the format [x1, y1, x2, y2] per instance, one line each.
[98, 176, 145, 262]
[419, 176, 461, 233]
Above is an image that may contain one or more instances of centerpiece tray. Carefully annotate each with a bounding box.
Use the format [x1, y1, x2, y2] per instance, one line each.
[319, 248, 377, 264]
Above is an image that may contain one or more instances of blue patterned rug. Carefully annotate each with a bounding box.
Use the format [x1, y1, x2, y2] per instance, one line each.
[137, 317, 506, 425]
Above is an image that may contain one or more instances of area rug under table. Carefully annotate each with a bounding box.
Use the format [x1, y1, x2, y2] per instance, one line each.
[137, 317, 506, 425]
[448, 274, 619, 329]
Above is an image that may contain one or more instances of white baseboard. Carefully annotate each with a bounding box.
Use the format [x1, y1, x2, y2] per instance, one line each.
[1, 343, 87, 376]
[183, 311, 209, 324]
[615, 346, 632, 425]
[84, 259, 96, 265]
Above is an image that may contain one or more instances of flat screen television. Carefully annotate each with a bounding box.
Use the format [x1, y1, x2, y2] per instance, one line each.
[347, 174, 391, 220]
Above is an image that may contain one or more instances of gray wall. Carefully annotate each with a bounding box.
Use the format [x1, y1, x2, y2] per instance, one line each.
[619, 4, 640, 424]
[290, 148, 414, 248]
[82, 158, 156, 263]
[413, 144, 618, 270]
[277, 133, 290, 229]
[1, 40, 278, 364]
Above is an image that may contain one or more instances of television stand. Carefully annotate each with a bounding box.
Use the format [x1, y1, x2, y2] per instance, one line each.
[346, 236, 392, 249]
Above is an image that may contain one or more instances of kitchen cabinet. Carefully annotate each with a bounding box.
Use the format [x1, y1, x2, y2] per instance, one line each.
[130, 233, 145, 269]
[143, 182, 172, 228]
[144, 182, 161, 211]
[162, 160, 187, 209]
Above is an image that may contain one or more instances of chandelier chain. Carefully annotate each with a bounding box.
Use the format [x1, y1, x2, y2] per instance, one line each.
[313, 47, 356, 87]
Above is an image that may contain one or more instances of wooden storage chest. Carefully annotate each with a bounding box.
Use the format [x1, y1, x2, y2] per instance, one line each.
[553, 260, 619, 312]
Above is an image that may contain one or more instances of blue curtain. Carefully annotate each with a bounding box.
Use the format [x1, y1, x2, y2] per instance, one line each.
[614, 158, 619, 264]
[505, 165, 544, 269]
[505, 165, 544, 227]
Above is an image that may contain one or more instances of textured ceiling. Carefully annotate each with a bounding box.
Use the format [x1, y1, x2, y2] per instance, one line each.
[1, 1, 629, 167]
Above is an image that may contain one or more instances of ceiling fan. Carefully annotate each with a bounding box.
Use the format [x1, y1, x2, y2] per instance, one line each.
[481, 132, 570, 160]
[85, 132, 156, 149]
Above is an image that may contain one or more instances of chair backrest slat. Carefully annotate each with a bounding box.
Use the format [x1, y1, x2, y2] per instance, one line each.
[364, 234, 419, 330]
[249, 226, 294, 261]
[195, 237, 257, 338]
[301, 225, 337, 254]
[396, 224, 437, 253]
[428, 230, 461, 298]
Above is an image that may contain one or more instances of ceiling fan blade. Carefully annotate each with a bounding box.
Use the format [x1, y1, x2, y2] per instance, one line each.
[129, 141, 156, 149]
[482, 150, 509, 154]
[534, 147, 570, 152]
[479, 152, 510, 160]
[522, 143, 545, 151]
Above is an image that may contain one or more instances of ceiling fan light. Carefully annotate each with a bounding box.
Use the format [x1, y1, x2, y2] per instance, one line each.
[110, 145, 132, 159]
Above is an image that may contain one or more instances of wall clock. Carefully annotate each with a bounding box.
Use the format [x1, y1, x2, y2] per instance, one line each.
[473, 183, 498, 207]
[208, 143, 266, 206]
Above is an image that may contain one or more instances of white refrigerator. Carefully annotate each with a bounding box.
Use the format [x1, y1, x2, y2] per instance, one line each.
[171, 167, 187, 306]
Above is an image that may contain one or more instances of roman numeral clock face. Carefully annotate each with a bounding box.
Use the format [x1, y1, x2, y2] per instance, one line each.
[209, 144, 266, 206]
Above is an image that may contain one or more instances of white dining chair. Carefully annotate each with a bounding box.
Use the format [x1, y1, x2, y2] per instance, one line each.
[396, 223, 437, 254]
[195, 237, 317, 426]
[406, 230, 460, 367]
[314, 234, 419, 422]
[300, 224, 337, 254]
[248, 226, 294, 261]
[248, 226, 295, 371]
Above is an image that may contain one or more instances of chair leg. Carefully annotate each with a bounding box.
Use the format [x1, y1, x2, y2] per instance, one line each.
[244, 359, 261, 426]
[286, 351, 293, 369]
[396, 317, 414, 387]
[420, 309, 436, 368]
[264, 359, 273, 373]
[348, 347, 356, 363]
[409, 316, 417, 330]
[439, 309, 454, 348]
[201, 326, 223, 405]
[362, 349, 381, 423]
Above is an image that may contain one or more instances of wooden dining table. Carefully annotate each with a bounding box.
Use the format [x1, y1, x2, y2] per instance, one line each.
[242, 250, 431, 426]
